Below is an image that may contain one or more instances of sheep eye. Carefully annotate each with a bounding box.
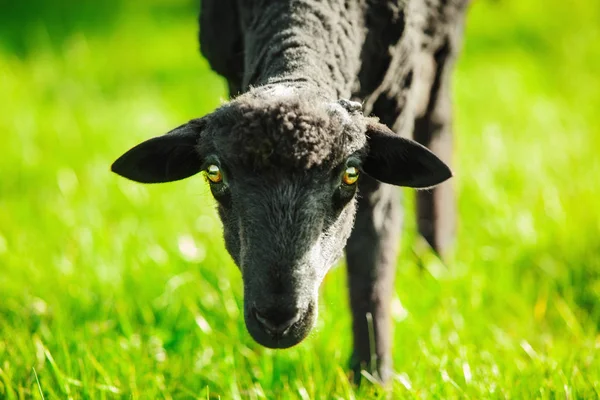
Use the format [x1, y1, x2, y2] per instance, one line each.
[206, 164, 223, 183]
[342, 166, 359, 185]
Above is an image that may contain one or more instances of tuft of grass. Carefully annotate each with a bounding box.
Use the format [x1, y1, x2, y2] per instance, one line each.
[1, 0, 599, 398]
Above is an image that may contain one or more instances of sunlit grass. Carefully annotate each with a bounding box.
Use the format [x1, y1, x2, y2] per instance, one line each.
[1, 0, 599, 398]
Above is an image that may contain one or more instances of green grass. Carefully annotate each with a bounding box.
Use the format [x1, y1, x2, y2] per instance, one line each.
[1, 0, 599, 398]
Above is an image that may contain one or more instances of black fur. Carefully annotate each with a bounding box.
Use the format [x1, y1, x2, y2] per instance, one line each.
[112, 0, 470, 384]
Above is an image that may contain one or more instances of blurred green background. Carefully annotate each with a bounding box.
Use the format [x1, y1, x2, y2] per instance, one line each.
[1, 0, 599, 398]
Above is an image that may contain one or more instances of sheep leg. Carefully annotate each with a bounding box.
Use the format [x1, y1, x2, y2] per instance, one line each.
[414, 27, 464, 257]
[346, 177, 401, 384]
[414, 81, 454, 255]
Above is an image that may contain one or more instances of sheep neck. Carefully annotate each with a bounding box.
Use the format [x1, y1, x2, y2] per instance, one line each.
[240, 0, 366, 100]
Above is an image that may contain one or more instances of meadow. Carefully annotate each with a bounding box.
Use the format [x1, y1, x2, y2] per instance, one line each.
[1, 0, 599, 398]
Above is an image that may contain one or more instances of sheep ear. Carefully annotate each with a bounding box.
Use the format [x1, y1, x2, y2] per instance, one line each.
[363, 121, 452, 188]
[111, 121, 204, 183]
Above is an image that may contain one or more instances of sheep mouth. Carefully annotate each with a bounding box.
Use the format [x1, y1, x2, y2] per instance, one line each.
[245, 300, 317, 349]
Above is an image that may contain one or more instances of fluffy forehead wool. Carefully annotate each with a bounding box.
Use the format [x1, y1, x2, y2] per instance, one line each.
[208, 91, 367, 170]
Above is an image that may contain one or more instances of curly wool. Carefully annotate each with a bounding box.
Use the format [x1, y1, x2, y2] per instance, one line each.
[209, 91, 367, 171]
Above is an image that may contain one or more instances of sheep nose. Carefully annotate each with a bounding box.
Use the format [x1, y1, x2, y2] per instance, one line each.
[253, 307, 300, 336]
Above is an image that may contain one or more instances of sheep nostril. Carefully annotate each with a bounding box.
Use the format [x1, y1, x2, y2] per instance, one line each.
[253, 308, 300, 336]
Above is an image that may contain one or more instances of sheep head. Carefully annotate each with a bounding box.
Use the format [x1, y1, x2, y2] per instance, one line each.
[111, 88, 451, 349]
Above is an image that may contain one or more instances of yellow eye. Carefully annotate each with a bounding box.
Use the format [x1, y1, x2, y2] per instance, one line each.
[206, 164, 223, 183]
[342, 166, 360, 185]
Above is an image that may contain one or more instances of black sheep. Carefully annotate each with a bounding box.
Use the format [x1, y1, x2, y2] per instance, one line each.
[112, 0, 469, 383]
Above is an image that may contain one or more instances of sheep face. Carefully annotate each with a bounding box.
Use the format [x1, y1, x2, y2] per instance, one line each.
[198, 93, 368, 348]
[111, 89, 452, 349]
[214, 167, 359, 348]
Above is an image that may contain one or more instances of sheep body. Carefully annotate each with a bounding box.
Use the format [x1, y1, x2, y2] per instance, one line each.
[199, 0, 468, 380]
